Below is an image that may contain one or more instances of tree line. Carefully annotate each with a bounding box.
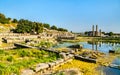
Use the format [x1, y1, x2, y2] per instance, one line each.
[0, 13, 68, 34]
[13, 19, 68, 34]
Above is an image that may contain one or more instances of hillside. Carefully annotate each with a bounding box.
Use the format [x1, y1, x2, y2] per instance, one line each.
[0, 23, 17, 32]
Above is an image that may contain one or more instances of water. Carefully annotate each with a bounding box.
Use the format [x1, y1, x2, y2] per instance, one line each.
[99, 66, 120, 75]
[112, 56, 120, 65]
[54, 42, 120, 54]
[53, 42, 120, 75]
[78, 42, 120, 54]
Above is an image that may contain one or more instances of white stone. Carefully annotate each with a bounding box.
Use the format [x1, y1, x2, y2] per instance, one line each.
[21, 69, 35, 75]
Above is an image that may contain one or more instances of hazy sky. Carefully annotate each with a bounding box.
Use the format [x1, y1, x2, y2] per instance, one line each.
[0, 0, 120, 33]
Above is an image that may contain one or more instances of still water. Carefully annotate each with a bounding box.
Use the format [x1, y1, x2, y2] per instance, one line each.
[54, 42, 120, 75]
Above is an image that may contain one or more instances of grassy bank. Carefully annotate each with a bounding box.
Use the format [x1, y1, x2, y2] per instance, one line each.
[0, 48, 60, 75]
[62, 36, 120, 43]
[96, 37, 120, 43]
[62, 37, 98, 43]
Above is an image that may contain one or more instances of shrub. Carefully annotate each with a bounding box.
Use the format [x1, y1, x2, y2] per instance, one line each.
[0, 50, 4, 55]
[7, 56, 14, 62]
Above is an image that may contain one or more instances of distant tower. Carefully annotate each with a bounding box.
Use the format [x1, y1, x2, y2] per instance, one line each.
[99, 29, 101, 36]
[96, 25, 98, 36]
[92, 25, 95, 36]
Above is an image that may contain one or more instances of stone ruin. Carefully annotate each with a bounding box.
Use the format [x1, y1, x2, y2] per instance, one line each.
[21, 52, 74, 75]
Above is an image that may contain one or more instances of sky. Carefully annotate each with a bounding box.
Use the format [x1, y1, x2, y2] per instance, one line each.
[0, 0, 120, 33]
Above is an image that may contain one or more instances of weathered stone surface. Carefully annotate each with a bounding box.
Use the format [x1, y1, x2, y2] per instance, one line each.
[0, 38, 2, 45]
[53, 68, 83, 75]
[64, 68, 83, 75]
[69, 50, 75, 54]
[34, 63, 49, 72]
[54, 59, 63, 65]
[59, 52, 67, 59]
[48, 62, 55, 67]
[21, 69, 35, 75]
[58, 59, 64, 63]
[67, 54, 74, 58]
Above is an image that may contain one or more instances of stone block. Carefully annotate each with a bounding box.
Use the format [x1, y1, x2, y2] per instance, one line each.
[21, 69, 35, 75]
[48, 62, 55, 67]
[34, 63, 49, 72]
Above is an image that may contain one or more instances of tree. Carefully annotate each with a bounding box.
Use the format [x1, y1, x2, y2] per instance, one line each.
[85, 31, 88, 35]
[7, 17, 11, 21]
[12, 19, 18, 23]
[57, 28, 68, 32]
[109, 32, 113, 36]
[15, 19, 29, 33]
[51, 25, 57, 30]
[0, 13, 10, 24]
[0, 13, 5, 19]
[43, 23, 50, 29]
[14, 19, 43, 34]
[35, 23, 43, 34]
[102, 32, 105, 34]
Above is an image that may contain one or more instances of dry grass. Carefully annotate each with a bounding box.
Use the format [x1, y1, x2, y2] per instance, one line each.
[0, 43, 13, 48]
[76, 37, 95, 42]
[54, 59, 99, 75]
[0, 23, 17, 32]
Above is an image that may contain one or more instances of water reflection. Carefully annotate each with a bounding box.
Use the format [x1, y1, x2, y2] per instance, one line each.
[84, 41, 120, 54]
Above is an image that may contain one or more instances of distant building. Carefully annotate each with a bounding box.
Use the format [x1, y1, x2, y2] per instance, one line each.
[87, 25, 103, 37]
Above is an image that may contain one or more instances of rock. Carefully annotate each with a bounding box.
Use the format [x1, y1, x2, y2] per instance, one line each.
[68, 44, 83, 49]
[54, 60, 60, 65]
[48, 62, 56, 67]
[64, 68, 82, 75]
[54, 68, 83, 75]
[58, 59, 64, 63]
[59, 52, 67, 59]
[75, 49, 79, 52]
[0, 38, 2, 46]
[69, 50, 75, 54]
[34, 63, 49, 72]
[21, 69, 35, 75]
[67, 54, 74, 58]
[54, 59, 64, 65]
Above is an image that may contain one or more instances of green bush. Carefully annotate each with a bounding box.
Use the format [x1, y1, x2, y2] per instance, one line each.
[7, 56, 14, 62]
[0, 50, 5, 55]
